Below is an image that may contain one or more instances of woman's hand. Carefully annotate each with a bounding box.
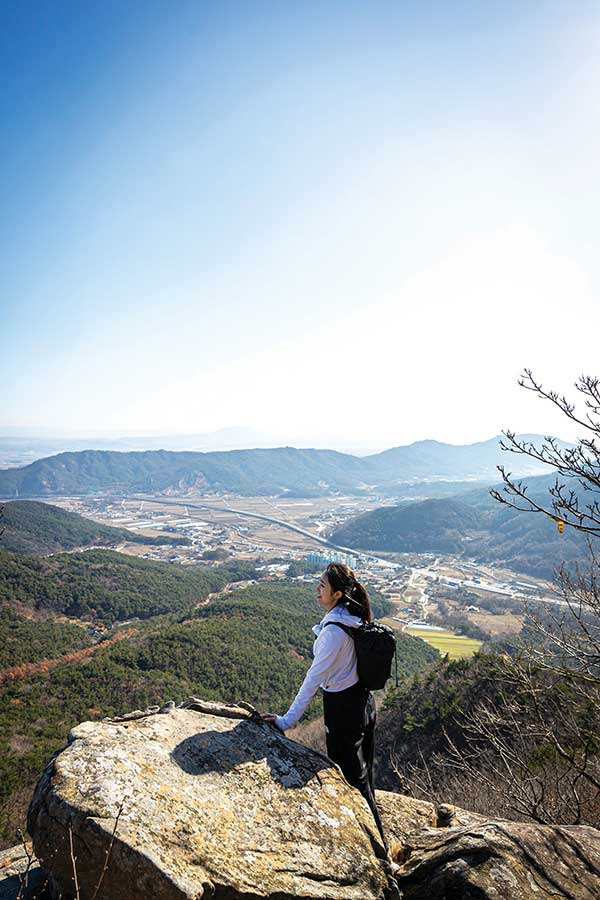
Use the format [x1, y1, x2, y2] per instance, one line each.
[261, 713, 283, 729]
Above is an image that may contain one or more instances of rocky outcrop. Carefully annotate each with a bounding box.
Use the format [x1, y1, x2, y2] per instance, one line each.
[24, 697, 600, 900]
[28, 699, 395, 900]
[378, 791, 600, 898]
[394, 819, 600, 899]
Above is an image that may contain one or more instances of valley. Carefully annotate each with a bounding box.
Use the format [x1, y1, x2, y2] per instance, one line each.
[0, 475, 575, 847]
[46, 491, 560, 657]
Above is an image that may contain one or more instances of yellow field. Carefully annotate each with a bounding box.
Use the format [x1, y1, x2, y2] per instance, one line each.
[405, 626, 482, 659]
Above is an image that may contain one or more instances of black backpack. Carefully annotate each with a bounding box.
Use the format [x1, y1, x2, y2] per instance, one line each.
[324, 621, 397, 690]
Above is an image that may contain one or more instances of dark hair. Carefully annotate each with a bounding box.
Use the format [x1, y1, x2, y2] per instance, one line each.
[324, 562, 372, 623]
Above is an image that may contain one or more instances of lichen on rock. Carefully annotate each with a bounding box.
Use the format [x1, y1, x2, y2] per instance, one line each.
[28, 700, 392, 899]
[23, 697, 600, 900]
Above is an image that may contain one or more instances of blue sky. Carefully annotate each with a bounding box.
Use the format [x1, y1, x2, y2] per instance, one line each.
[2, 1, 600, 446]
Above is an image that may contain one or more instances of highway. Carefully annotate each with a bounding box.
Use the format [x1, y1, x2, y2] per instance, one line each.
[130, 494, 398, 567]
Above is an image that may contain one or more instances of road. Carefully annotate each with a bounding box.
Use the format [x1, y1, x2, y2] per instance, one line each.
[130, 495, 399, 568]
[406, 566, 432, 622]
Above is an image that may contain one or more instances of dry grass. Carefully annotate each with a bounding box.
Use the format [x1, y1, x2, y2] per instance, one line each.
[288, 716, 327, 756]
[467, 611, 523, 636]
[0, 785, 36, 852]
[8, 735, 33, 756]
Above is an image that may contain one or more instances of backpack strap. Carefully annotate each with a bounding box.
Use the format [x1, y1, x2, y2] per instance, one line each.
[323, 622, 357, 639]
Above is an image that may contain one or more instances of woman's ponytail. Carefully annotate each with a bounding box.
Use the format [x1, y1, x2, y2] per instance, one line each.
[348, 579, 372, 623]
[325, 562, 372, 623]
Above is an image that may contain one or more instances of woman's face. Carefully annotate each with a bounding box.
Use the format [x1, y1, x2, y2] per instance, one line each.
[317, 572, 342, 611]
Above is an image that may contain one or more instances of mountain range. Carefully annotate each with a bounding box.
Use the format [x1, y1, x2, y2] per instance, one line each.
[0, 435, 551, 498]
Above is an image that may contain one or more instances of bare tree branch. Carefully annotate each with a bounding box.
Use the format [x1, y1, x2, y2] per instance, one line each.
[490, 371, 600, 535]
[90, 802, 124, 900]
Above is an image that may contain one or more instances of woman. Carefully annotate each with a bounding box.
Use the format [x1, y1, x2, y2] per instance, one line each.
[262, 562, 385, 844]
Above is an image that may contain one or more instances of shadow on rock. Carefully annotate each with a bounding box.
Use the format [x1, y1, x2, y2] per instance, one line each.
[171, 718, 335, 788]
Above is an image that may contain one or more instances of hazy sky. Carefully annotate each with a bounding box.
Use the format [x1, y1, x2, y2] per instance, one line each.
[2, 1, 600, 447]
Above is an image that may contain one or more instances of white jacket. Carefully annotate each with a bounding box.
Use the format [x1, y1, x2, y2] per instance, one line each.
[275, 605, 363, 732]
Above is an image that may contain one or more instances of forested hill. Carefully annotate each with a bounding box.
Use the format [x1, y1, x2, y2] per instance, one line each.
[331, 474, 588, 579]
[0, 578, 433, 846]
[332, 498, 486, 554]
[0, 548, 259, 625]
[0, 500, 187, 555]
[375, 654, 503, 793]
[0, 544, 394, 628]
[0, 436, 550, 498]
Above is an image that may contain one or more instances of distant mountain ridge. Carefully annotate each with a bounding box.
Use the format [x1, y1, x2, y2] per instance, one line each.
[0, 436, 551, 499]
[366, 435, 548, 478]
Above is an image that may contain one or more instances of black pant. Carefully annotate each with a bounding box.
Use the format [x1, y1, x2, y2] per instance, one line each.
[322, 681, 386, 848]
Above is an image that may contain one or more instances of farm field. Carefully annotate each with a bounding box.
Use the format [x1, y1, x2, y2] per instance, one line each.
[404, 626, 482, 659]
[467, 610, 523, 636]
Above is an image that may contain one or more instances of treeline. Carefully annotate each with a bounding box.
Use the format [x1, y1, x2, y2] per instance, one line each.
[461, 591, 525, 616]
[279, 559, 323, 577]
[1, 500, 187, 555]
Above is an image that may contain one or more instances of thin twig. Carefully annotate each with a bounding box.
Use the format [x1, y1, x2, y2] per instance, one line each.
[14, 829, 35, 900]
[68, 822, 80, 900]
[90, 802, 124, 900]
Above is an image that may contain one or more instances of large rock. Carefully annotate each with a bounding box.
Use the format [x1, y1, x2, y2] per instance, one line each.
[395, 819, 600, 899]
[28, 700, 395, 900]
[26, 697, 600, 899]
[375, 791, 487, 853]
